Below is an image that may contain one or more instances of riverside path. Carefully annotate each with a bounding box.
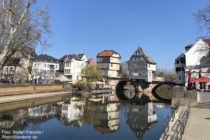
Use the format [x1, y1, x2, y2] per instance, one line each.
[182, 107, 210, 140]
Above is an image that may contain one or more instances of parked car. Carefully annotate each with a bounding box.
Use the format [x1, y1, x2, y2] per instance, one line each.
[0, 79, 13, 84]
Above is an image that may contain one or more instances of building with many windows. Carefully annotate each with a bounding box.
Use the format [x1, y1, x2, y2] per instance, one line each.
[96, 50, 121, 79]
[32, 54, 59, 84]
[60, 54, 87, 83]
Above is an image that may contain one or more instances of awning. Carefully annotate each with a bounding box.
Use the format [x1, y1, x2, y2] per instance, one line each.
[191, 77, 210, 83]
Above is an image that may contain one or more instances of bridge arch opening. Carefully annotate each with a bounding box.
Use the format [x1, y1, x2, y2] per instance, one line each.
[151, 84, 173, 102]
[116, 80, 137, 100]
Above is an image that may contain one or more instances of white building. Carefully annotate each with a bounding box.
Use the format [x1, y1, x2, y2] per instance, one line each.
[175, 39, 210, 88]
[60, 54, 87, 83]
[32, 54, 59, 83]
[96, 50, 121, 78]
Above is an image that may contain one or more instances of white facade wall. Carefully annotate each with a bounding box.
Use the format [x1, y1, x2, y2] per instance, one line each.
[32, 61, 59, 81]
[147, 64, 156, 71]
[32, 61, 59, 71]
[185, 39, 209, 68]
[64, 55, 87, 83]
[147, 64, 156, 82]
[110, 54, 121, 63]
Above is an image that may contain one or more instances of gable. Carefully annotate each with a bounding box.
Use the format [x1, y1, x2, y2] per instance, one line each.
[129, 47, 156, 64]
[185, 39, 210, 67]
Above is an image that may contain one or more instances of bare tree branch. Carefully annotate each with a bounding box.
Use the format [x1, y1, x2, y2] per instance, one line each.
[0, 0, 50, 69]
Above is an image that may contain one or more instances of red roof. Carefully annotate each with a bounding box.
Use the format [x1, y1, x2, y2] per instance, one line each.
[191, 77, 210, 83]
[97, 50, 119, 57]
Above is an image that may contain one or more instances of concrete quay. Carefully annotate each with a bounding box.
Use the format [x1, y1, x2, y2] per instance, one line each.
[160, 105, 210, 140]
[182, 107, 210, 140]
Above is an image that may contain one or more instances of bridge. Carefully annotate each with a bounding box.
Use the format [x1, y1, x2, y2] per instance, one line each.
[114, 78, 178, 102]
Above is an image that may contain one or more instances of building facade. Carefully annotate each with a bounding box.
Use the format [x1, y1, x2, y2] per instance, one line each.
[128, 47, 156, 82]
[175, 39, 210, 88]
[174, 53, 186, 84]
[2, 47, 36, 83]
[60, 54, 87, 83]
[97, 50, 121, 78]
[32, 54, 59, 84]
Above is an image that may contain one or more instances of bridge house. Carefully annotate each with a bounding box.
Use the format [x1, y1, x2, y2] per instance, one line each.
[128, 47, 156, 82]
[96, 50, 121, 79]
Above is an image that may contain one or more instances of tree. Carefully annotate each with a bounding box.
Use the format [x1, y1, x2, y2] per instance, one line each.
[195, 1, 210, 35]
[81, 65, 103, 82]
[0, 0, 50, 69]
[156, 68, 176, 80]
[194, 1, 210, 62]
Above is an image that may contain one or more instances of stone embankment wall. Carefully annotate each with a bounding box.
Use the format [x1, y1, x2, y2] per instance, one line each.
[0, 84, 67, 96]
[159, 106, 190, 140]
[171, 86, 197, 108]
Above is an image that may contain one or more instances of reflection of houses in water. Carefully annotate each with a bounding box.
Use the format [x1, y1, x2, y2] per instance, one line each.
[84, 103, 120, 133]
[0, 104, 60, 133]
[28, 104, 59, 117]
[60, 101, 85, 127]
[0, 109, 28, 130]
[127, 102, 157, 140]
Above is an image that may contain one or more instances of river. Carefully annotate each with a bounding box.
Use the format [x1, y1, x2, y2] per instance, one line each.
[0, 98, 172, 140]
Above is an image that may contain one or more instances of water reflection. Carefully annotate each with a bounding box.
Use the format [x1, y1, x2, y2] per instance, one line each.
[60, 101, 85, 127]
[28, 104, 59, 117]
[83, 102, 120, 133]
[0, 101, 170, 140]
[0, 109, 28, 130]
[127, 103, 157, 140]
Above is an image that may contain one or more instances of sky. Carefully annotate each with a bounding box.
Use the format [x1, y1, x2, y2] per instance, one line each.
[36, 0, 208, 69]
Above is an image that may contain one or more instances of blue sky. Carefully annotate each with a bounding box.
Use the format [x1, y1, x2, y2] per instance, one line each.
[37, 0, 208, 69]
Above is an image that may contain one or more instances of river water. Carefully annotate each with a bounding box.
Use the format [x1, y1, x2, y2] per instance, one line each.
[0, 100, 172, 140]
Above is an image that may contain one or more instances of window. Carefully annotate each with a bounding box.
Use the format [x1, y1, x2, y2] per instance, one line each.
[180, 57, 185, 64]
[182, 67, 185, 71]
[176, 67, 181, 72]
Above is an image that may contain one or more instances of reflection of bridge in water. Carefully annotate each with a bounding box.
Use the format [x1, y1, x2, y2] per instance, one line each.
[115, 78, 177, 102]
